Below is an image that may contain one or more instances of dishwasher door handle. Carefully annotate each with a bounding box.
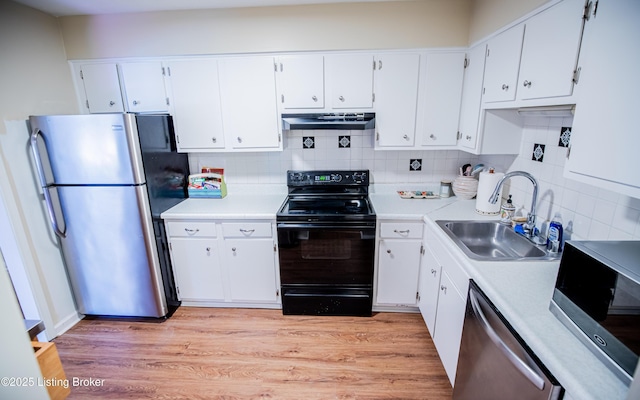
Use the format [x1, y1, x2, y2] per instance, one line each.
[469, 288, 546, 391]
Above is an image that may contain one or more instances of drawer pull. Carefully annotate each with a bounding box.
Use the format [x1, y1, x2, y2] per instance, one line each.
[393, 229, 410, 235]
[184, 228, 200, 235]
[239, 229, 255, 234]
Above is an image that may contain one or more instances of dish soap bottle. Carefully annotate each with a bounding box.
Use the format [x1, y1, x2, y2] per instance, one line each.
[547, 214, 564, 253]
[500, 195, 515, 224]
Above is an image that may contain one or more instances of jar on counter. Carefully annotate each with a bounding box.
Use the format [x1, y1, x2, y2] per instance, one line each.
[440, 180, 452, 198]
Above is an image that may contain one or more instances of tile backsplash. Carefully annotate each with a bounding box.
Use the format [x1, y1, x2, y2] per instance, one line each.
[190, 118, 640, 240]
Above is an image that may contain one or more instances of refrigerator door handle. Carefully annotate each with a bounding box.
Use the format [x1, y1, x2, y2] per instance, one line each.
[30, 128, 66, 238]
[469, 288, 545, 390]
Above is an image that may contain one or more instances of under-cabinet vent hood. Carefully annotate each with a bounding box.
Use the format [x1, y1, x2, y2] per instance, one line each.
[282, 113, 375, 130]
[516, 105, 575, 117]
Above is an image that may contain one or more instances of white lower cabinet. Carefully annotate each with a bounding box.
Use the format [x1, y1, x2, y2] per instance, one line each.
[170, 237, 225, 302]
[165, 219, 280, 308]
[419, 221, 469, 386]
[375, 221, 423, 308]
[223, 237, 279, 303]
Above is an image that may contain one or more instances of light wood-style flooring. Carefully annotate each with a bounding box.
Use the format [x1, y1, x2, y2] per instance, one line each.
[54, 307, 452, 399]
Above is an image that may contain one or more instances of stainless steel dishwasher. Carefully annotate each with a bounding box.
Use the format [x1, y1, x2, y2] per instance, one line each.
[453, 281, 563, 400]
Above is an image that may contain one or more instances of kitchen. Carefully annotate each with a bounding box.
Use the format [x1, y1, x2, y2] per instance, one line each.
[1, 0, 639, 399]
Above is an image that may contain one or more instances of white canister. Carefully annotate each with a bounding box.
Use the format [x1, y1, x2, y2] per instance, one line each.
[475, 169, 504, 215]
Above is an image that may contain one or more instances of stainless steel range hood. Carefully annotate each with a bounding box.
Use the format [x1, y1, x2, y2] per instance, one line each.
[282, 113, 375, 130]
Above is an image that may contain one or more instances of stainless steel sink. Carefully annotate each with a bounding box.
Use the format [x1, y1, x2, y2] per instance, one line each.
[436, 220, 560, 261]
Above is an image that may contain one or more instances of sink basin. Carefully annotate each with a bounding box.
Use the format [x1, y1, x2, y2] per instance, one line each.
[436, 220, 560, 261]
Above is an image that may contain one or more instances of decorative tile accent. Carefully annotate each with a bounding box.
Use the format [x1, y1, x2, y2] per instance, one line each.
[338, 135, 351, 148]
[532, 143, 545, 162]
[302, 136, 315, 149]
[409, 159, 422, 171]
[559, 127, 571, 147]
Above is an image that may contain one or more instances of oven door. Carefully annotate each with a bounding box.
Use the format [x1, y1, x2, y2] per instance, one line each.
[277, 223, 375, 316]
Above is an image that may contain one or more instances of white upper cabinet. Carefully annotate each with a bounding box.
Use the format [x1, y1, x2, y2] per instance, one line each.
[517, 0, 586, 101]
[457, 45, 486, 151]
[374, 53, 420, 148]
[119, 61, 169, 113]
[218, 56, 281, 151]
[78, 63, 124, 113]
[419, 52, 465, 147]
[565, 0, 640, 199]
[276, 55, 324, 109]
[326, 54, 374, 109]
[482, 24, 524, 103]
[166, 58, 225, 151]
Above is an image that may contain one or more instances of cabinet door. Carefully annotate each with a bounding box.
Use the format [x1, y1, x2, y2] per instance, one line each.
[374, 53, 420, 147]
[326, 54, 374, 109]
[376, 239, 421, 305]
[418, 244, 442, 337]
[483, 24, 524, 103]
[224, 239, 278, 303]
[566, 0, 640, 197]
[169, 238, 224, 301]
[433, 270, 467, 386]
[458, 45, 486, 151]
[517, 0, 585, 100]
[79, 63, 124, 113]
[119, 61, 169, 112]
[420, 52, 465, 146]
[277, 55, 324, 109]
[167, 59, 225, 151]
[218, 56, 281, 150]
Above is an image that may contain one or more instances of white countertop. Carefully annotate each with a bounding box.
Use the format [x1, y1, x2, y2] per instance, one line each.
[425, 200, 629, 400]
[160, 184, 630, 399]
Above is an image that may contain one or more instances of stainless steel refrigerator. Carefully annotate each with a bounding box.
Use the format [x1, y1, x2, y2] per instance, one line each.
[28, 113, 189, 318]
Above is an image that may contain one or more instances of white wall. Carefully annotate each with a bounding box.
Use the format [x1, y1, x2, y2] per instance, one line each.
[192, 130, 473, 186]
[0, 0, 81, 339]
[479, 116, 640, 241]
[58, 0, 472, 59]
[0, 250, 49, 400]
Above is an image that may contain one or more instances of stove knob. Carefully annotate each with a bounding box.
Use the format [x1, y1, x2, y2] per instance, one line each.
[332, 174, 343, 183]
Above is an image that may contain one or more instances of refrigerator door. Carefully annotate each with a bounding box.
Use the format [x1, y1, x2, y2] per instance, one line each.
[56, 184, 167, 317]
[29, 114, 145, 185]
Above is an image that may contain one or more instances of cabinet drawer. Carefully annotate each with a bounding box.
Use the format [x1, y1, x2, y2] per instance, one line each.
[222, 222, 272, 238]
[166, 221, 216, 238]
[380, 222, 423, 239]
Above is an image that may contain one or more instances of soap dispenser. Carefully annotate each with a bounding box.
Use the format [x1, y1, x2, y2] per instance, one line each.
[500, 195, 515, 224]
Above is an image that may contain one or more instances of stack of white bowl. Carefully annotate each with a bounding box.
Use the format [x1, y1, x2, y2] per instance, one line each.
[452, 175, 479, 199]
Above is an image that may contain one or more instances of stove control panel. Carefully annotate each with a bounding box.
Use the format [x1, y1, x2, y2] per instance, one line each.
[287, 170, 369, 186]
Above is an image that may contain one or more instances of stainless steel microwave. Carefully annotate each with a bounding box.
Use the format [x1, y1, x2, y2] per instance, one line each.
[550, 241, 640, 385]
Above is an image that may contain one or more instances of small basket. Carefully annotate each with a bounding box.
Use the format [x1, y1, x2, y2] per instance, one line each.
[452, 176, 478, 199]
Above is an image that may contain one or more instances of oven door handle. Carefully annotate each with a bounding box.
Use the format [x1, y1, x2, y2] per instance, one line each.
[277, 223, 375, 230]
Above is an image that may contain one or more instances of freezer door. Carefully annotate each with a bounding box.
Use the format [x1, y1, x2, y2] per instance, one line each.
[29, 114, 145, 185]
[56, 185, 167, 317]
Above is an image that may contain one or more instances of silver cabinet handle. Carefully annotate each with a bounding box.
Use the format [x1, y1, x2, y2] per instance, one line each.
[281, 94, 285, 103]
[239, 229, 255, 234]
[184, 228, 200, 235]
[523, 80, 532, 88]
[429, 134, 436, 140]
[466, 135, 472, 140]
[30, 128, 66, 238]
[237, 137, 242, 143]
[212, 137, 217, 143]
[394, 229, 410, 234]
[403, 135, 409, 140]
[440, 285, 447, 294]
[469, 288, 546, 390]
[312, 95, 318, 102]
[378, 60, 383, 70]
[206, 247, 211, 252]
[339, 96, 345, 102]
[386, 249, 391, 254]
[109, 101, 115, 106]
[132, 100, 140, 105]
[501, 84, 509, 91]
[232, 247, 237, 252]
[430, 269, 437, 276]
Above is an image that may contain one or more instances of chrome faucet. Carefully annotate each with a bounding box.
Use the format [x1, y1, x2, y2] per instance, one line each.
[489, 171, 546, 245]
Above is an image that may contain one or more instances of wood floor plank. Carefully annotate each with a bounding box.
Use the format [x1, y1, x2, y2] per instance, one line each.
[54, 308, 452, 399]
